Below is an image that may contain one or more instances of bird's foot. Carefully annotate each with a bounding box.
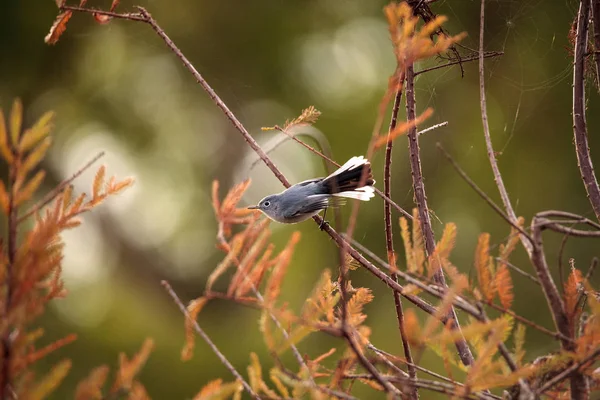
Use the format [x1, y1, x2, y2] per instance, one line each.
[319, 220, 330, 231]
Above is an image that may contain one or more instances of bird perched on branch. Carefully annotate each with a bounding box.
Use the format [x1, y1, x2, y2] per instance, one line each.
[248, 156, 375, 226]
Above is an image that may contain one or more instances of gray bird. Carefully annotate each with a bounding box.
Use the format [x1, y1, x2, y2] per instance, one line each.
[248, 156, 375, 224]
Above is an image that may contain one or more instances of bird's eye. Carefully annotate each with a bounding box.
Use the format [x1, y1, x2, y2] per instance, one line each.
[263, 201, 271, 207]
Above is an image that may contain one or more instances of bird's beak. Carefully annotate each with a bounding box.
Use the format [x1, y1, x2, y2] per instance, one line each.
[247, 205, 259, 210]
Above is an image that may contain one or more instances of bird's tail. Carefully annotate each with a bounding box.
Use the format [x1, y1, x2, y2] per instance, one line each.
[320, 156, 376, 201]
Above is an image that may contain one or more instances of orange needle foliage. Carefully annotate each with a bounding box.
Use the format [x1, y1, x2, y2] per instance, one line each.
[0, 99, 149, 399]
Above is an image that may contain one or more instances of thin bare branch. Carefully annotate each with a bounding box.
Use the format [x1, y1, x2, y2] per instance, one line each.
[60, 4, 146, 21]
[495, 258, 540, 286]
[161, 281, 260, 400]
[436, 143, 533, 242]
[18, 151, 105, 223]
[384, 81, 418, 399]
[593, 0, 600, 91]
[417, 121, 448, 136]
[406, 64, 474, 367]
[573, 0, 600, 222]
[414, 51, 504, 76]
[536, 347, 600, 395]
[479, 0, 533, 257]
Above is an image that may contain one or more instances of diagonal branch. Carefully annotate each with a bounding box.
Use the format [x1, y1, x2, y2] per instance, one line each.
[405, 64, 475, 367]
[478, 0, 533, 256]
[161, 281, 260, 400]
[573, 0, 600, 222]
[384, 80, 418, 399]
[592, 0, 600, 92]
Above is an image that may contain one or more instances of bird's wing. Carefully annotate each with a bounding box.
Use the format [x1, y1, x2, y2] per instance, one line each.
[283, 195, 344, 219]
[294, 178, 323, 187]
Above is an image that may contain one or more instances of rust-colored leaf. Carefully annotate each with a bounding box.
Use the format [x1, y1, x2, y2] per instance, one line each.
[475, 233, 493, 302]
[9, 98, 22, 146]
[495, 263, 514, 309]
[564, 266, 584, 330]
[265, 232, 301, 305]
[22, 137, 52, 177]
[228, 226, 270, 297]
[108, 177, 134, 194]
[111, 338, 154, 392]
[24, 333, 77, 367]
[235, 244, 275, 298]
[206, 234, 244, 292]
[428, 222, 456, 277]
[93, 13, 112, 25]
[92, 165, 106, 199]
[499, 216, 524, 261]
[193, 379, 242, 400]
[404, 308, 422, 347]
[374, 107, 434, 148]
[28, 359, 72, 400]
[110, 0, 121, 11]
[0, 109, 13, 163]
[75, 365, 110, 400]
[0, 180, 9, 215]
[181, 297, 209, 362]
[347, 287, 374, 327]
[16, 170, 46, 206]
[45, 11, 73, 45]
[399, 217, 414, 271]
[20, 111, 55, 152]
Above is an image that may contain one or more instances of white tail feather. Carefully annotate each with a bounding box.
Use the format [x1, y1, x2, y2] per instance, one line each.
[332, 186, 375, 201]
[325, 156, 368, 179]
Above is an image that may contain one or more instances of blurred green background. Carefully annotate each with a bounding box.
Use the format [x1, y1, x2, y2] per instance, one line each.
[1, 0, 599, 398]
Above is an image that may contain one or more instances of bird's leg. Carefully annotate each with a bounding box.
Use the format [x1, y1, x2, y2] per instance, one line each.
[319, 207, 329, 230]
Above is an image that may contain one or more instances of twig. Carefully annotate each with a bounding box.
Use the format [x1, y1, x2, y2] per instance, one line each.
[405, 64, 475, 367]
[367, 344, 506, 400]
[494, 258, 540, 286]
[342, 374, 497, 400]
[384, 81, 418, 399]
[585, 257, 598, 281]
[414, 51, 504, 76]
[593, 0, 600, 92]
[436, 144, 533, 242]
[18, 151, 105, 223]
[530, 210, 590, 399]
[478, 0, 533, 257]
[60, 4, 146, 21]
[417, 121, 448, 136]
[262, 126, 413, 220]
[136, 7, 289, 188]
[557, 232, 571, 292]
[161, 281, 260, 400]
[536, 347, 600, 395]
[573, 0, 600, 222]
[343, 329, 401, 397]
[1, 137, 18, 398]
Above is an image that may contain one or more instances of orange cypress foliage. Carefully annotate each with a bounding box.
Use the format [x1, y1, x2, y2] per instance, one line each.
[26, 359, 72, 400]
[427, 222, 456, 277]
[75, 366, 110, 400]
[45, 10, 73, 44]
[475, 233, 494, 302]
[564, 266, 584, 331]
[495, 263, 514, 309]
[384, 2, 466, 71]
[347, 288, 374, 327]
[181, 297, 209, 362]
[262, 105, 322, 132]
[227, 220, 271, 297]
[0, 101, 135, 399]
[110, 338, 154, 393]
[265, 232, 301, 305]
[235, 244, 275, 298]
